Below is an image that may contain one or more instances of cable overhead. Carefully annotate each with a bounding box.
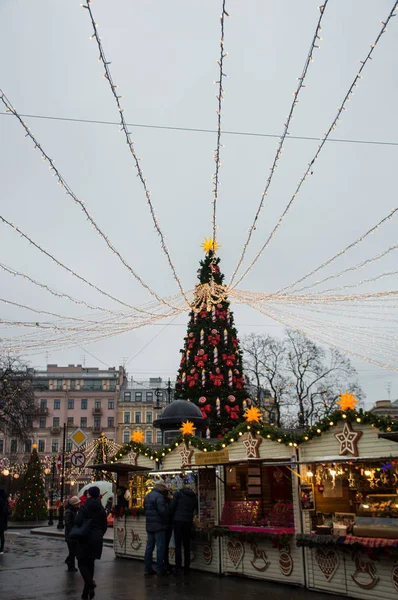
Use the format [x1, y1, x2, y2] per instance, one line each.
[229, 1, 329, 285]
[82, 1, 188, 306]
[232, 1, 398, 289]
[0, 90, 177, 310]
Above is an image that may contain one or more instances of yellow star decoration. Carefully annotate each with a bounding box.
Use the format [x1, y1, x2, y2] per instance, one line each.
[32, 443, 38, 449]
[180, 420, 196, 436]
[338, 391, 358, 411]
[244, 406, 262, 423]
[131, 430, 145, 443]
[201, 237, 220, 254]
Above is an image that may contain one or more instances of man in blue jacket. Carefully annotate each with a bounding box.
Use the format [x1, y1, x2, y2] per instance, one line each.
[170, 483, 198, 575]
[143, 481, 168, 576]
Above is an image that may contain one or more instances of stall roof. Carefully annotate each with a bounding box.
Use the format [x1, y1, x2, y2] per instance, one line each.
[87, 463, 150, 473]
[378, 432, 398, 443]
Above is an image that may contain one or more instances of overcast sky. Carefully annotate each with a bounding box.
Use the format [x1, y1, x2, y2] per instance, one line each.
[1, 0, 397, 408]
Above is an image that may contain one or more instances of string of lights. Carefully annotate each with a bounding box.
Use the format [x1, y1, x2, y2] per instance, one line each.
[231, 2, 398, 289]
[0, 296, 117, 324]
[276, 209, 398, 294]
[229, 1, 329, 285]
[310, 269, 398, 295]
[82, 1, 188, 306]
[211, 0, 229, 249]
[0, 90, 179, 310]
[291, 245, 397, 294]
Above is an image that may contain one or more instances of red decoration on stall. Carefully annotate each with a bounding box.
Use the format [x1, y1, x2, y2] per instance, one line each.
[334, 422, 363, 457]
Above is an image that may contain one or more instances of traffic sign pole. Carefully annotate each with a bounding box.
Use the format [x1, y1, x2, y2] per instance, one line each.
[57, 423, 66, 530]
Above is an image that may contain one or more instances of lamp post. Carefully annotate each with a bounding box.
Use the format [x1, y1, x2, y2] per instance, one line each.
[57, 423, 67, 530]
[166, 378, 172, 404]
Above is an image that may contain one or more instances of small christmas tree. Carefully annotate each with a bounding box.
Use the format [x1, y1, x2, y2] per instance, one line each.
[175, 238, 251, 437]
[14, 445, 47, 521]
[92, 433, 115, 482]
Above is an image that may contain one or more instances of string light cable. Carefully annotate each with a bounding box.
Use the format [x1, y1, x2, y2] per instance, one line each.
[82, 1, 188, 306]
[0, 90, 179, 311]
[307, 268, 398, 296]
[229, 1, 329, 285]
[231, 1, 398, 290]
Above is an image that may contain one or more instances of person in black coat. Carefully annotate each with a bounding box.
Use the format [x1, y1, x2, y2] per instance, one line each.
[64, 496, 81, 571]
[0, 488, 11, 555]
[170, 484, 198, 575]
[143, 482, 168, 575]
[75, 486, 107, 600]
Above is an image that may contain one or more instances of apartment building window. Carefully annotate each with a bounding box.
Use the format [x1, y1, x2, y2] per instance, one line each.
[146, 392, 153, 403]
[94, 400, 101, 409]
[0, 440, 4, 453]
[39, 417, 47, 429]
[38, 439, 45, 453]
[135, 392, 142, 402]
[70, 380, 75, 390]
[108, 400, 114, 410]
[109, 380, 116, 391]
[146, 412, 152, 424]
[57, 380, 63, 391]
[80, 417, 87, 428]
[51, 439, 59, 453]
[24, 439, 32, 453]
[66, 439, 73, 452]
[68, 400, 74, 410]
[94, 416, 101, 429]
[10, 439, 18, 453]
[53, 417, 60, 428]
[124, 412, 130, 424]
[81, 399, 87, 410]
[123, 431, 130, 444]
[135, 412, 141, 424]
[67, 417, 74, 426]
[145, 431, 152, 444]
[54, 399, 60, 410]
[157, 430, 163, 444]
[40, 399, 47, 410]
[124, 392, 131, 401]
[108, 417, 114, 428]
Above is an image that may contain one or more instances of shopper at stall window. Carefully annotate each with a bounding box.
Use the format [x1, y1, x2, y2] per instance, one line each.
[143, 481, 168, 576]
[162, 486, 174, 574]
[64, 495, 81, 571]
[0, 488, 11, 555]
[170, 483, 198, 575]
[75, 486, 107, 600]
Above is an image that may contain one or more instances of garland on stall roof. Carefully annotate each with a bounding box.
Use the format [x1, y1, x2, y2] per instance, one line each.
[109, 408, 398, 464]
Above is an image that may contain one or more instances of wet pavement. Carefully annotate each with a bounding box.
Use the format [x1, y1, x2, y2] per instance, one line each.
[0, 531, 338, 600]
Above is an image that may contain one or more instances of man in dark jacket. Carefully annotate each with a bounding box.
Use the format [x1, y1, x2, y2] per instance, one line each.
[64, 495, 80, 571]
[75, 486, 107, 600]
[0, 488, 10, 555]
[170, 484, 198, 575]
[143, 481, 168, 575]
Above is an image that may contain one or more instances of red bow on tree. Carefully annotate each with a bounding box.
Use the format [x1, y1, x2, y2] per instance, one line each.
[208, 333, 221, 346]
[187, 337, 196, 350]
[194, 353, 208, 368]
[225, 405, 240, 419]
[233, 376, 244, 389]
[199, 310, 208, 319]
[231, 336, 239, 348]
[187, 373, 199, 387]
[216, 309, 227, 320]
[209, 372, 224, 386]
[200, 404, 211, 418]
[221, 353, 236, 367]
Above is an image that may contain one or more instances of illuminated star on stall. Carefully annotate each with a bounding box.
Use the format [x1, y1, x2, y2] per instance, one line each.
[180, 420, 196, 436]
[243, 432, 262, 459]
[179, 442, 194, 468]
[338, 391, 358, 411]
[131, 430, 145, 443]
[244, 406, 262, 423]
[201, 237, 220, 254]
[334, 422, 362, 457]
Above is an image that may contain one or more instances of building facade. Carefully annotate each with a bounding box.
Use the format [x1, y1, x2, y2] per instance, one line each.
[370, 399, 398, 419]
[117, 378, 174, 446]
[0, 364, 126, 464]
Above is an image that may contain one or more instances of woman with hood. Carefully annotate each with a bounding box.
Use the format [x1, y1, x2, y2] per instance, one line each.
[64, 495, 81, 571]
[0, 488, 11, 555]
[170, 483, 198, 575]
[75, 486, 107, 599]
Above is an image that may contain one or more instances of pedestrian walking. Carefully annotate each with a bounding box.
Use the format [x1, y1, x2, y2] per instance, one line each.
[143, 481, 168, 576]
[170, 483, 198, 575]
[75, 486, 107, 600]
[0, 488, 11, 555]
[162, 486, 174, 573]
[64, 495, 80, 571]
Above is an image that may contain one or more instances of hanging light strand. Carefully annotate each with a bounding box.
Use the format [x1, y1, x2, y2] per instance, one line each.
[211, 0, 229, 249]
[83, 1, 188, 306]
[229, 1, 329, 285]
[232, 2, 398, 289]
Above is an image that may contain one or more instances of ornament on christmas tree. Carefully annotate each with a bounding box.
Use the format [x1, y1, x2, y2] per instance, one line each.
[244, 406, 262, 423]
[338, 391, 358, 411]
[180, 421, 196, 436]
[131, 430, 145, 443]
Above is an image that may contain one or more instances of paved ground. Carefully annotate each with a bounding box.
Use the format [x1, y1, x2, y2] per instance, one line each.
[0, 530, 338, 600]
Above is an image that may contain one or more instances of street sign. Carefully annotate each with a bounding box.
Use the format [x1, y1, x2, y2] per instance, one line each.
[57, 454, 63, 471]
[71, 451, 86, 468]
[70, 427, 88, 448]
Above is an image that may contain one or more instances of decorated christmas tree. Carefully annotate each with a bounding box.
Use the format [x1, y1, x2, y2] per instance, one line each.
[92, 433, 115, 482]
[175, 238, 250, 437]
[13, 444, 47, 521]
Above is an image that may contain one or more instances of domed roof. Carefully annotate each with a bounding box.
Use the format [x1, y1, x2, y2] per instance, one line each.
[153, 399, 205, 430]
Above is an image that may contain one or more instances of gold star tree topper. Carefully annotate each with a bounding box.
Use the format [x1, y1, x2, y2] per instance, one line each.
[131, 430, 145, 443]
[244, 406, 262, 423]
[180, 420, 196, 436]
[201, 237, 220, 254]
[338, 391, 358, 411]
